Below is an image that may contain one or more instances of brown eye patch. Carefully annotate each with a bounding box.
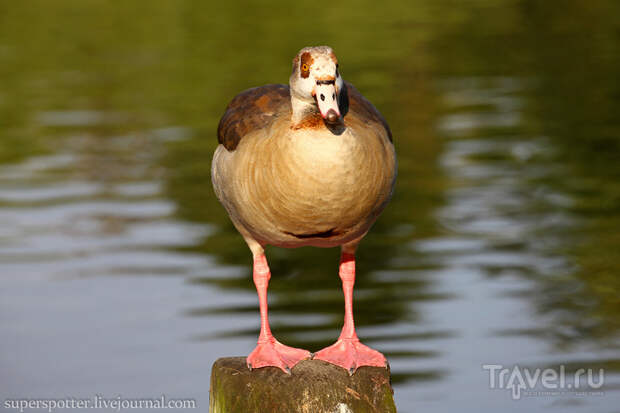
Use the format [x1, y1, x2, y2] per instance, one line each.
[300, 52, 313, 78]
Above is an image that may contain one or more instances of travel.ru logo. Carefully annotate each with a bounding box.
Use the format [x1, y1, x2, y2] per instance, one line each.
[483, 364, 604, 400]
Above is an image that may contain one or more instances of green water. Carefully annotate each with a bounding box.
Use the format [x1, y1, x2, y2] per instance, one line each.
[1, 1, 619, 411]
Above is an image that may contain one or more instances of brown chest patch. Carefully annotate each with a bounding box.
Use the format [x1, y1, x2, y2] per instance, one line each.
[291, 112, 324, 130]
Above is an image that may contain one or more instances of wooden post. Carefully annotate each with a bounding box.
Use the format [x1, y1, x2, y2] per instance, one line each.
[209, 357, 397, 413]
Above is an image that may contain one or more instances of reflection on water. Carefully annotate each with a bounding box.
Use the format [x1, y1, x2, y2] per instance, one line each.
[1, 1, 619, 412]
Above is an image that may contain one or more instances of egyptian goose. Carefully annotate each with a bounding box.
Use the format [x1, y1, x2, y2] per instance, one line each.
[211, 46, 397, 374]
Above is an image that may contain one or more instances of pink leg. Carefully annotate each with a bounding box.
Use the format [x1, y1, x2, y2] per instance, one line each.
[313, 252, 387, 374]
[246, 254, 311, 373]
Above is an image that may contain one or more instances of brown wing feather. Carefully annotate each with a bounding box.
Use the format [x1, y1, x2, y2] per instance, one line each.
[217, 84, 291, 151]
[341, 81, 393, 142]
[217, 82, 391, 150]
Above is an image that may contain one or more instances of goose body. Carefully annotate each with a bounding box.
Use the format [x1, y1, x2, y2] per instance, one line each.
[211, 46, 396, 373]
[212, 83, 396, 249]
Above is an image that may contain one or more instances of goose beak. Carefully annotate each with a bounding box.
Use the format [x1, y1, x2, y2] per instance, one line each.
[314, 81, 341, 124]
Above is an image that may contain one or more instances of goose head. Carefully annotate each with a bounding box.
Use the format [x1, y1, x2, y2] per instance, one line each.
[289, 46, 344, 125]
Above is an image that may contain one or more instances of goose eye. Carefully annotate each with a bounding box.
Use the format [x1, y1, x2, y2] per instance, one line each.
[299, 52, 312, 78]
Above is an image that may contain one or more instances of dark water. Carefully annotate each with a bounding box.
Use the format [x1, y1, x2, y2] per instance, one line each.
[1, 1, 619, 412]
